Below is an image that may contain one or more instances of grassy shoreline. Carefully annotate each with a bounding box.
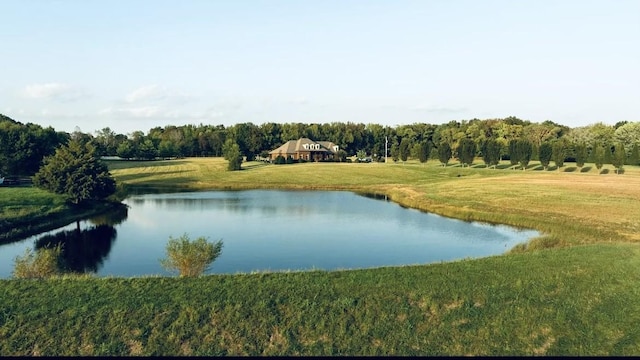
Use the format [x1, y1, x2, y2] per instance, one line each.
[2, 157, 640, 355]
[0, 187, 125, 244]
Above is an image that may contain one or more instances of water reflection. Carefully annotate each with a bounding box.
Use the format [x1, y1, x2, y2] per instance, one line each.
[33, 205, 128, 274]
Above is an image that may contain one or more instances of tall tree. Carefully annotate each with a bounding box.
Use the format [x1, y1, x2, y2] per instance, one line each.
[515, 140, 532, 170]
[594, 144, 605, 171]
[574, 142, 588, 169]
[33, 140, 116, 204]
[629, 144, 640, 166]
[538, 142, 552, 170]
[612, 142, 626, 174]
[437, 142, 452, 167]
[457, 138, 475, 167]
[398, 138, 411, 163]
[508, 139, 519, 169]
[481, 139, 501, 169]
[417, 141, 430, 165]
[551, 141, 566, 171]
[223, 139, 243, 171]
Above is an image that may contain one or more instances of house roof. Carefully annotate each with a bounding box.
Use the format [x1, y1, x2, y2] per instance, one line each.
[269, 138, 339, 155]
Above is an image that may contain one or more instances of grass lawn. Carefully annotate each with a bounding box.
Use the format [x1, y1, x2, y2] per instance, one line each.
[1, 157, 640, 355]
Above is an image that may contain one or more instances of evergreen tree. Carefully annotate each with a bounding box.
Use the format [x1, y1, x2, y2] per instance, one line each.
[508, 139, 519, 169]
[574, 142, 588, 169]
[612, 142, 626, 174]
[481, 139, 501, 169]
[457, 138, 475, 167]
[437, 142, 452, 167]
[222, 139, 243, 171]
[399, 138, 411, 163]
[33, 140, 116, 204]
[515, 140, 532, 170]
[594, 144, 605, 171]
[417, 141, 430, 164]
[628, 144, 639, 166]
[552, 141, 566, 171]
[538, 142, 552, 170]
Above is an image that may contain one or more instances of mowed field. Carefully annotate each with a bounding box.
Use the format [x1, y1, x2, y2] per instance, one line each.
[2, 157, 640, 356]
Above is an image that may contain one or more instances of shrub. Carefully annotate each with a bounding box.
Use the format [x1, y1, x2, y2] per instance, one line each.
[274, 155, 286, 164]
[13, 244, 63, 279]
[160, 234, 223, 277]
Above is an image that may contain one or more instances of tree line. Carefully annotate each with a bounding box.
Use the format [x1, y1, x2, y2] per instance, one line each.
[2, 113, 639, 177]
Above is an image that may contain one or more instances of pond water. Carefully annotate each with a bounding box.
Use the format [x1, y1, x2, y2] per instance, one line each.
[0, 190, 539, 278]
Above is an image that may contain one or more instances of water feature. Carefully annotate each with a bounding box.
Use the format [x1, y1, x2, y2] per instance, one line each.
[0, 190, 539, 278]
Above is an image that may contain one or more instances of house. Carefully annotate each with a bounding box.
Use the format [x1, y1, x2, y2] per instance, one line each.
[268, 138, 339, 162]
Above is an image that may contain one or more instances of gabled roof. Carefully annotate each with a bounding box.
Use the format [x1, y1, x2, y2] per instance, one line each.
[269, 138, 339, 155]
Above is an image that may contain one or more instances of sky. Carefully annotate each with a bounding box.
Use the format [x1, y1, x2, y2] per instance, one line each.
[1, 0, 639, 135]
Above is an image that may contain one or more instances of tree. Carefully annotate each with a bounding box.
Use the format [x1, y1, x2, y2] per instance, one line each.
[399, 138, 411, 163]
[437, 142, 452, 167]
[136, 139, 157, 160]
[515, 140, 532, 170]
[457, 138, 475, 167]
[538, 142, 552, 170]
[508, 140, 519, 169]
[612, 142, 626, 174]
[551, 141, 566, 171]
[116, 140, 135, 160]
[594, 144, 605, 171]
[417, 141, 430, 165]
[34, 140, 116, 204]
[356, 149, 367, 161]
[160, 234, 223, 277]
[481, 139, 501, 169]
[223, 139, 243, 171]
[629, 144, 640, 166]
[574, 142, 588, 169]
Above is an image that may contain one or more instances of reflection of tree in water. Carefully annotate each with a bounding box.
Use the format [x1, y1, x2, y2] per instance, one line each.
[34, 205, 127, 274]
[35, 224, 117, 274]
[88, 203, 129, 226]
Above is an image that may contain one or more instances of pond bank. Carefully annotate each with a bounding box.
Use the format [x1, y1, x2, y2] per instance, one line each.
[0, 201, 127, 245]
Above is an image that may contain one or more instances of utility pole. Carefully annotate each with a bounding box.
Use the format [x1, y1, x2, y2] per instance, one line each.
[385, 136, 388, 163]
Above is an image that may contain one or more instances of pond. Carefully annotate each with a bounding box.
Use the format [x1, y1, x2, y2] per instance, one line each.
[0, 190, 540, 278]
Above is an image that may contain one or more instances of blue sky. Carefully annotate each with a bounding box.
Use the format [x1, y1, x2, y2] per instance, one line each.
[1, 0, 639, 135]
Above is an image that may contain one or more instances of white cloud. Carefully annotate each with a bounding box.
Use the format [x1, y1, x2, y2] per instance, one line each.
[409, 104, 467, 113]
[125, 85, 192, 104]
[99, 106, 163, 118]
[22, 83, 88, 102]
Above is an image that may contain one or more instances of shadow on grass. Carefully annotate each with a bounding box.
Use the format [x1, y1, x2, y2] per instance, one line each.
[600, 169, 610, 175]
[113, 170, 195, 183]
[497, 163, 517, 170]
[106, 159, 191, 171]
[564, 167, 577, 173]
[581, 166, 592, 173]
[241, 162, 272, 171]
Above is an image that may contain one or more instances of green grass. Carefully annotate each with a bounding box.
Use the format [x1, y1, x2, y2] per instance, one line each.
[2, 157, 640, 355]
[2, 244, 640, 355]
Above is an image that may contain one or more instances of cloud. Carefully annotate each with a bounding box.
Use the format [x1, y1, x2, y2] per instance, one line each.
[22, 83, 89, 102]
[409, 104, 468, 113]
[98, 106, 225, 121]
[125, 85, 192, 104]
[99, 106, 163, 118]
